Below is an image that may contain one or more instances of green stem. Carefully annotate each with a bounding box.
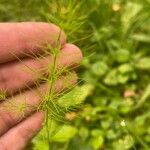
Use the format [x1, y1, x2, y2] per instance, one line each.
[46, 110, 51, 150]
[45, 49, 58, 149]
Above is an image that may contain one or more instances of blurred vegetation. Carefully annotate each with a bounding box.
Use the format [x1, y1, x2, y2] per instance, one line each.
[0, 0, 150, 149]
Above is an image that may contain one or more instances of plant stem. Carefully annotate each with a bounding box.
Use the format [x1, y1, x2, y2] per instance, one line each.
[46, 110, 51, 150]
[45, 48, 58, 149]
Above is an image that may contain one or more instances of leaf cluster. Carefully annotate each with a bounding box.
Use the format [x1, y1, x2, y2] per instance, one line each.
[0, 0, 150, 150]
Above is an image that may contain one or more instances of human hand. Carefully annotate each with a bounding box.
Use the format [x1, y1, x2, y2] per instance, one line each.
[0, 22, 82, 150]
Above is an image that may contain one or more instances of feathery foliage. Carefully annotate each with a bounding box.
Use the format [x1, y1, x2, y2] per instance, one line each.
[0, 0, 150, 150]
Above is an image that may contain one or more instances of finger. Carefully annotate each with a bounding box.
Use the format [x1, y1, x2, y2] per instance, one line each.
[0, 43, 82, 95]
[0, 72, 77, 136]
[0, 112, 44, 150]
[0, 22, 66, 63]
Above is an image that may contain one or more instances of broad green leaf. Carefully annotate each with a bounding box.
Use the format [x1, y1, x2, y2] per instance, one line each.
[91, 62, 108, 76]
[51, 125, 77, 142]
[101, 120, 111, 129]
[136, 57, 150, 70]
[112, 135, 134, 150]
[118, 64, 133, 74]
[106, 130, 118, 139]
[91, 129, 103, 137]
[117, 74, 129, 84]
[90, 135, 104, 150]
[104, 69, 118, 85]
[58, 84, 94, 107]
[115, 49, 130, 63]
[131, 33, 150, 43]
[79, 127, 89, 141]
[33, 141, 48, 150]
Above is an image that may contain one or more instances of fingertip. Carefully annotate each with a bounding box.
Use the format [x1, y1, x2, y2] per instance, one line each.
[62, 43, 83, 64]
[0, 112, 45, 150]
[49, 23, 67, 46]
[64, 44, 83, 61]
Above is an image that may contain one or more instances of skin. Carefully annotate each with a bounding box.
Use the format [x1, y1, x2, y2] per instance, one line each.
[0, 22, 82, 150]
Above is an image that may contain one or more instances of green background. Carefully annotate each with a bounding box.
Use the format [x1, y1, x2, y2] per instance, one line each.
[0, 0, 150, 149]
